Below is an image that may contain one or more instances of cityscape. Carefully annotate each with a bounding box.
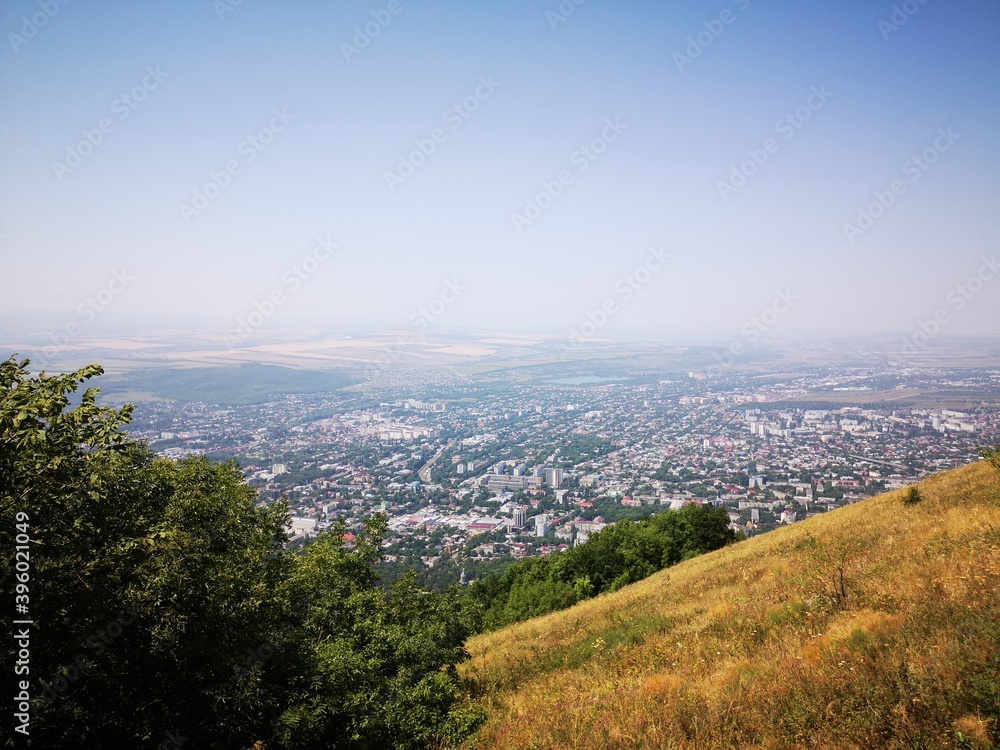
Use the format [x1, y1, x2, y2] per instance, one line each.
[101, 348, 1000, 588]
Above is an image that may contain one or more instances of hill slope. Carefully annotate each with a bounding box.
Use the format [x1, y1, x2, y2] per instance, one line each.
[459, 462, 1000, 749]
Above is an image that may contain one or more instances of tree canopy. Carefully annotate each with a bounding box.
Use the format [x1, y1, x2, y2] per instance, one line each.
[1, 357, 478, 749]
[463, 503, 738, 631]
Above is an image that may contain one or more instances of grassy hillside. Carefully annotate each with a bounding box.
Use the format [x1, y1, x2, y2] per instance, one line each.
[458, 461, 1000, 749]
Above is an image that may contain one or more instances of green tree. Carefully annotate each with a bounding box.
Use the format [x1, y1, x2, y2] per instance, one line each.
[271, 519, 473, 749]
[2, 358, 293, 746]
[1, 357, 475, 749]
[464, 502, 737, 631]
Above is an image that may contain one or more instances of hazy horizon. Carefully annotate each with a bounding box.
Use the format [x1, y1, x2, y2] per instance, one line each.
[4, 309, 1000, 342]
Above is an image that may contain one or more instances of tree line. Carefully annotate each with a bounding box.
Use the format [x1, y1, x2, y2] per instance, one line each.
[460, 503, 738, 631]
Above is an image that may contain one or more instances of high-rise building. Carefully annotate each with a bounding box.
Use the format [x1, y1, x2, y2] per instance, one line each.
[545, 467, 563, 489]
[513, 506, 527, 529]
[272, 463, 287, 476]
[534, 514, 550, 537]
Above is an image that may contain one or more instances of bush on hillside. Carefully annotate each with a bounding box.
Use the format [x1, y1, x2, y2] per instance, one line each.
[982, 445, 1000, 474]
[463, 503, 738, 631]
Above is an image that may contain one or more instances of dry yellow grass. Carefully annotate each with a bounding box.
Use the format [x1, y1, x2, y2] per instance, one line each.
[457, 461, 1000, 749]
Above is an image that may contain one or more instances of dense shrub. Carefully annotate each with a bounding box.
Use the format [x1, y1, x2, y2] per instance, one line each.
[463, 503, 738, 630]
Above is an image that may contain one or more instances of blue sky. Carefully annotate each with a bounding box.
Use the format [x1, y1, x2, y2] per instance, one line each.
[1, 0, 999, 340]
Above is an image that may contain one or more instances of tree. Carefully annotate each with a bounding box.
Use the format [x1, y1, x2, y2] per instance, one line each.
[1, 357, 475, 748]
[2, 358, 294, 746]
[270, 518, 474, 749]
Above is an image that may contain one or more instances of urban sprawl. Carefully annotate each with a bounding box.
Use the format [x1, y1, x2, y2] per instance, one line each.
[124, 367, 998, 581]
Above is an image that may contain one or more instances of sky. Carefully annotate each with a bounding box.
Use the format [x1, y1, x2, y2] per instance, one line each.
[1, 0, 999, 342]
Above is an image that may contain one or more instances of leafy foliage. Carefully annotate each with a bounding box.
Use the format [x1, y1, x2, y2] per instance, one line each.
[1, 357, 472, 749]
[463, 503, 738, 630]
[982, 445, 1000, 474]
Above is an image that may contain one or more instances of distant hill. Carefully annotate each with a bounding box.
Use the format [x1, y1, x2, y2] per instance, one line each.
[101, 363, 355, 404]
[459, 461, 1000, 749]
